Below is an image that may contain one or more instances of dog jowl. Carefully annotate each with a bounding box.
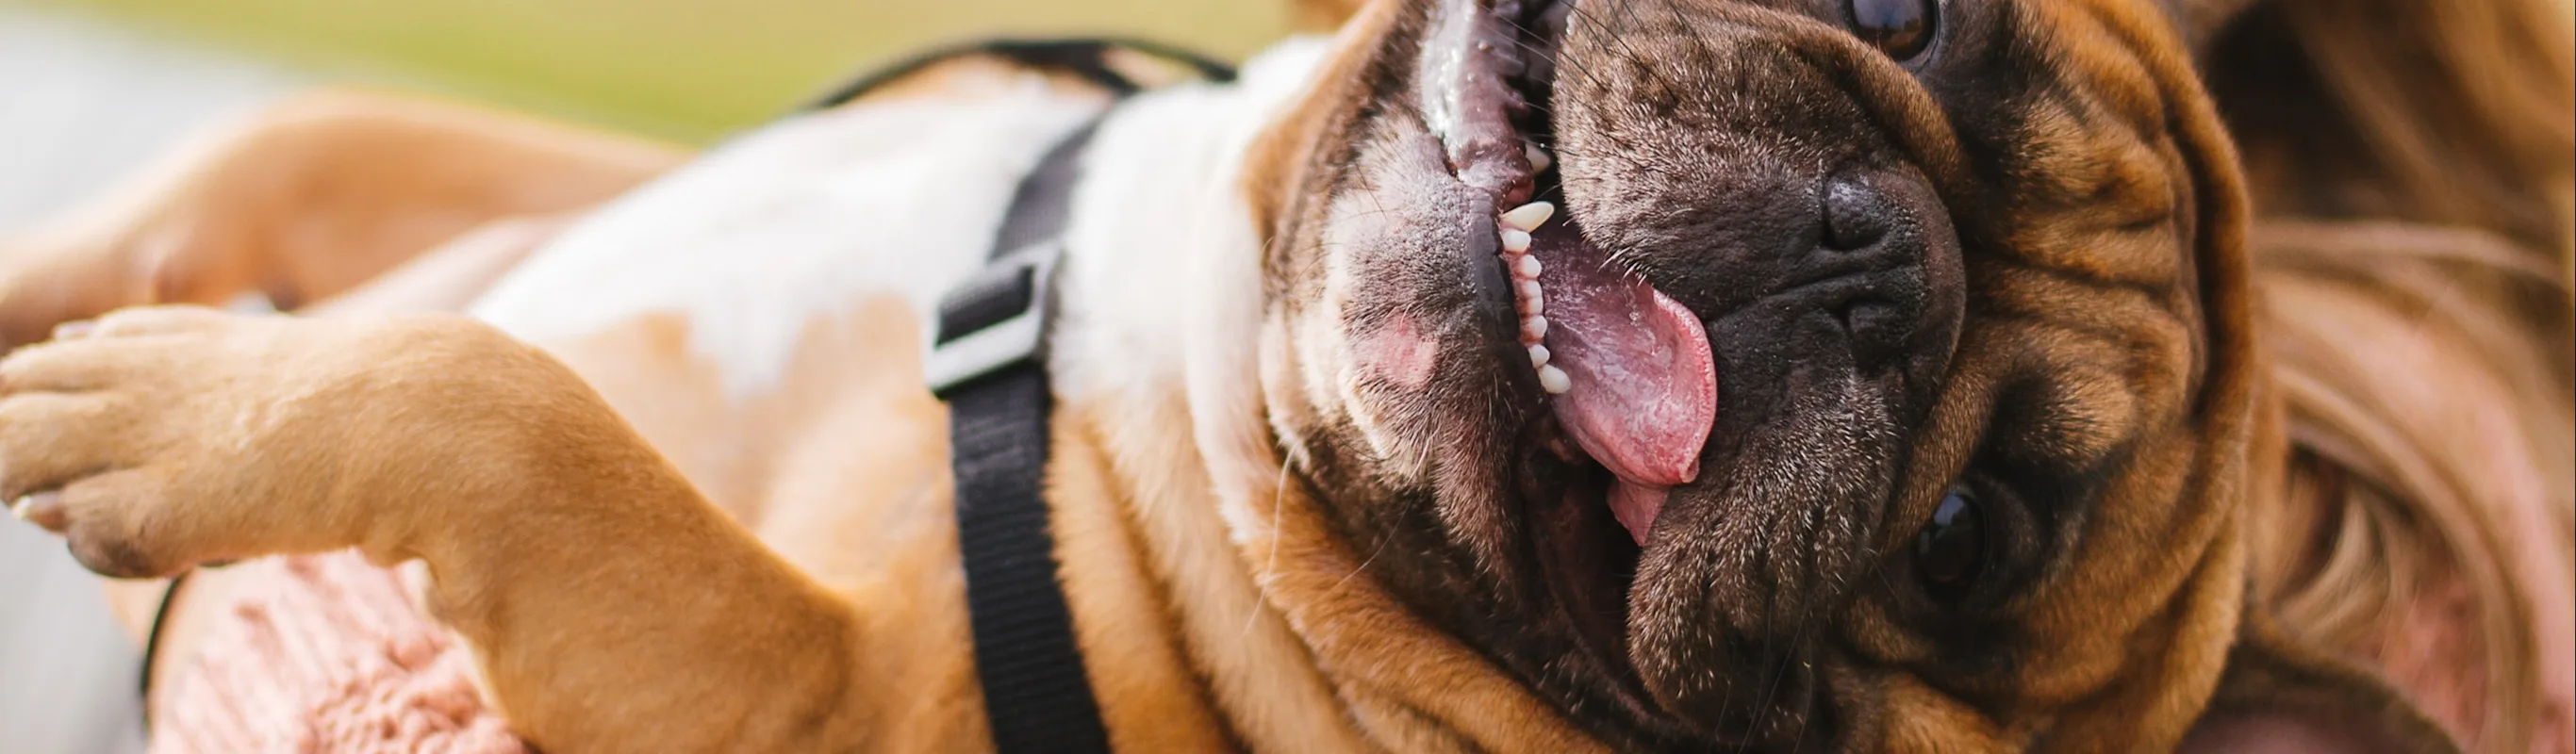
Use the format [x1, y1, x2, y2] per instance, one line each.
[1252, 0, 2441, 750]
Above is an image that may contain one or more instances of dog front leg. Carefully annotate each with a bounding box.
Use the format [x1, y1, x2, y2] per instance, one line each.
[0, 89, 685, 347]
[0, 306, 871, 751]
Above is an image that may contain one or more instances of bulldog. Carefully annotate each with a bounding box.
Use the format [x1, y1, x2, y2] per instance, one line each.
[0, 0, 2564, 751]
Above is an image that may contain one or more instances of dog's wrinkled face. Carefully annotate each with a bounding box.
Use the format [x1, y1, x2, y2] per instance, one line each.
[1256, 0, 2256, 748]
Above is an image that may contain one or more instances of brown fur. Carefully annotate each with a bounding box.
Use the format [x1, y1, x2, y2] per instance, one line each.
[0, 59, 1379, 752]
[1289, 0, 1374, 29]
[1239, 0, 2553, 749]
[0, 89, 683, 347]
[1247, 0, 2268, 748]
[0, 2, 2562, 751]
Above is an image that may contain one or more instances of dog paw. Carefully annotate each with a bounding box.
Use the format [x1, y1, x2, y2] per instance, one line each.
[0, 305, 535, 578]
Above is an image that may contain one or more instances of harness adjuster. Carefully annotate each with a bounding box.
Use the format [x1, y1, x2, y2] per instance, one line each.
[926, 239, 1062, 398]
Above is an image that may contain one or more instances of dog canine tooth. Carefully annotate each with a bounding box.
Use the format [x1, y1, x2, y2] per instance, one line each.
[1538, 364, 1571, 394]
[1512, 254, 1542, 279]
[1501, 228, 1532, 254]
[1501, 201, 1554, 233]
[1524, 143, 1552, 173]
[1527, 344, 1550, 369]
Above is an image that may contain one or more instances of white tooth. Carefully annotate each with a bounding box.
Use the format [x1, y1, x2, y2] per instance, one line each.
[1516, 279, 1543, 305]
[1522, 315, 1549, 342]
[1525, 143, 1553, 173]
[1513, 254, 1542, 279]
[1539, 364, 1572, 394]
[1501, 202, 1556, 233]
[1501, 228, 1531, 254]
[1527, 344, 1551, 369]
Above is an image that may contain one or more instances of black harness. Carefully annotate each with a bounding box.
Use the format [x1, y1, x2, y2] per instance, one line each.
[859, 39, 1233, 753]
[803, 38, 1236, 109]
[132, 39, 1232, 748]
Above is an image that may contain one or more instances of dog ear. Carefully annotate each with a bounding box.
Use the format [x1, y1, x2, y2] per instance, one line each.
[2179, 612, 2463, 754]
[1288, 0, 1370, 30]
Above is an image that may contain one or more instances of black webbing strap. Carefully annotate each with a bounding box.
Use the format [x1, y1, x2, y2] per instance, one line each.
[931, 123, 1109, 754]
[801, 38, 1235, 112]
[901, 39, 1231, 754]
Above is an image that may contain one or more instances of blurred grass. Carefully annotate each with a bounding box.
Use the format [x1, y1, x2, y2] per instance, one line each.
[12, 0, 1288, 142]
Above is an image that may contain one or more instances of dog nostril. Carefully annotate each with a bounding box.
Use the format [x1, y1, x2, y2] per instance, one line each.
[1821, 175, 1894, 252]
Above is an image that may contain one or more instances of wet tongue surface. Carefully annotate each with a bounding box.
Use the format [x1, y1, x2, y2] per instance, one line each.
[1531, 223, 1718, 545]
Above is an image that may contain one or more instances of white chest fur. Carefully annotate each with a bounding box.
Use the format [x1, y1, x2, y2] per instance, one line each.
[468, 82, 1096, 399]
[468, 40, 1328, 403]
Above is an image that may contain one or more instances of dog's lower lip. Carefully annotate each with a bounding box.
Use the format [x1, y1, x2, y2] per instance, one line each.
[1520, 445, 1672, 719]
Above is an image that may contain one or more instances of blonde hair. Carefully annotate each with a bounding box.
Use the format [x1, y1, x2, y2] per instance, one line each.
[2205, 0, 2575, 749]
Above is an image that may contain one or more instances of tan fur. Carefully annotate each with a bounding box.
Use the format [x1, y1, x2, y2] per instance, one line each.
[1287, 0, 1372, 30]
[1218, 436, 1611, 752]
[0, 89, 684, 348]
[0, 55, 1363, 752]
[0, 89, 686, 692]
[0, 2, 2561, 751]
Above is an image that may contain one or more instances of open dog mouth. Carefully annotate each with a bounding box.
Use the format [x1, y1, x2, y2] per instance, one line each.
[1431, 0, 1721, 547]
[1424, 0, 1723, 711]
[1348, 0, 1972, 738]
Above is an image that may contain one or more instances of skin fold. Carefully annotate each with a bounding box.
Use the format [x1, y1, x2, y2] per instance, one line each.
[0, 0, 2563, 750]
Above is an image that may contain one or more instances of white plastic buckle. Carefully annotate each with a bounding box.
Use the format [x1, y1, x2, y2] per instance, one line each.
[926, 241, 1061, 397]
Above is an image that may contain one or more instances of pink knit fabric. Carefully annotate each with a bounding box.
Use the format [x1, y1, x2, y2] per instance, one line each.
[153, 552, 527, 754]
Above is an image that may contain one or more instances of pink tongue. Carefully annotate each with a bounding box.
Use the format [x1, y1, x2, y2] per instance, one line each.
[1533, 228, 1719, 545]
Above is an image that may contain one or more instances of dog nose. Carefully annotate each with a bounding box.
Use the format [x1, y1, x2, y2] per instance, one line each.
[1823, 172, 1895, 251]
[1779, 168, 1950, 372]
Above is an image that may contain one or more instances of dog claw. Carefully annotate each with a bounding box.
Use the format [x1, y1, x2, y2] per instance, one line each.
[10, 491, 62, 531]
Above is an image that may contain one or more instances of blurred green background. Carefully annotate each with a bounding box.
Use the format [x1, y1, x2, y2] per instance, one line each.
[14, 0, 1288, 142]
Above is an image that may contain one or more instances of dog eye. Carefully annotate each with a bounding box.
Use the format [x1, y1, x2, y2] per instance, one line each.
[1845, 0, 1940, 61]
[1913, 485, 1983, 595]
